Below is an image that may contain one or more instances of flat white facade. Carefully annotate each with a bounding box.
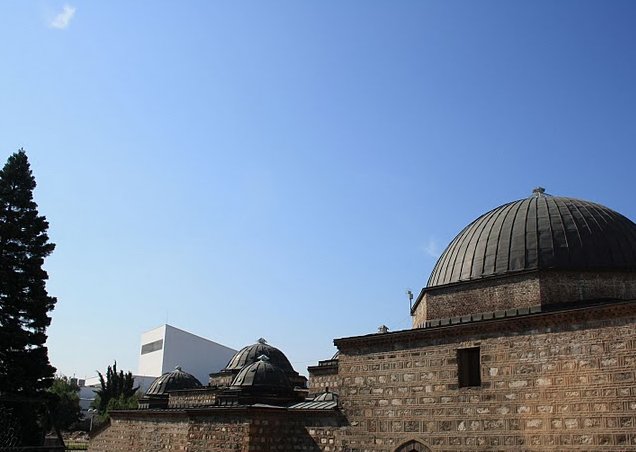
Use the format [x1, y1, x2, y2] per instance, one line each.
[137, 324, 236, 384]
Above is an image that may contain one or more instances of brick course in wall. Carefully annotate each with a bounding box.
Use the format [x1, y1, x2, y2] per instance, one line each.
[336, 300, 636, 451]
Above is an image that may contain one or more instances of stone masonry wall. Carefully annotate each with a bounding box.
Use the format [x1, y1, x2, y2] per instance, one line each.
[414, 273, 540, 326]
[309, 372, 340, 392]
[308, 362, 340, 392]
[338, 305, 636, 451]
[88, 409, 342, 452]
[413, 271, 636, 327]
[243, 411, 341, 452]
[540, 271, 636, 307]
[89, 416, 193, 452]
[168, 389, 217, 408]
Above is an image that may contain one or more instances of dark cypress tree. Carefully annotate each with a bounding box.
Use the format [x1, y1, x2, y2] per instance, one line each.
[0, 149, 56, 395]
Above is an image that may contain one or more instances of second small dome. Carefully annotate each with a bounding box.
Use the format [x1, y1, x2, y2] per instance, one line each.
[145, 366, 202, 396]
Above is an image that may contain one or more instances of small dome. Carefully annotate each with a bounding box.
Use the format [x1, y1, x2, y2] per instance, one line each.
[230, 355, 292, 392]
[428, 192, 636, 287]
[225, 338, 294, 373]
[145, 366, 202, 396]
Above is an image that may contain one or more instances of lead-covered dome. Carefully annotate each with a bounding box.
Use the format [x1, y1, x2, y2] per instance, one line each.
[230, 355, 292, 392]
[428, 189, 636, 288]
[225, 338, 294, 373]
[145, 366, 202, 396]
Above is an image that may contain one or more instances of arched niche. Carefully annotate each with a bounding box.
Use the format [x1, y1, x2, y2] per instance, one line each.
[395, 439, 431, 452]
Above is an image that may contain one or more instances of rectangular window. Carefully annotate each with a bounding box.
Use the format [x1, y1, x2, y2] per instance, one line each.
[457, 347, 481, 388]
[141, 339, 163, 355]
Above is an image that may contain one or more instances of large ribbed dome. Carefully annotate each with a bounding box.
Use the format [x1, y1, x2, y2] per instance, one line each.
[428, 190, 636, 288]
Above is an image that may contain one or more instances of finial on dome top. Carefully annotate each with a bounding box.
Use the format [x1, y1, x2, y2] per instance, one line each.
[175, 365, 182, 371]
[532, 187, 546, 196]
[257, 338, 267, 344]
[257, 354, 270, 362]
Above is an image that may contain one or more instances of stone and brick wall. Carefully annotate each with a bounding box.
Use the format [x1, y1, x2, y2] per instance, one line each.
[336, 301, 636, 451]
[168, 388, 217, 408]
[413, 273, 541, 327]
[89, 415, 192, 452]
[91, 284, 636, 452]
[209, 370, 237, 387]
[243, 411, 342, 451]
[308, 359, 340, 392]
[413, 270, 636, 327]
[540, 271, 636, 307]
[89, 407, 343, 452]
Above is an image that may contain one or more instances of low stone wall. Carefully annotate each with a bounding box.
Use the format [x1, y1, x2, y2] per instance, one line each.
[89, 415, 192, 452]
[88, 407, 343, 452]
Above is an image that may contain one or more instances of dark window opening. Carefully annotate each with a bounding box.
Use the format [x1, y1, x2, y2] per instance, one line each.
[457, 347, 481, 388]
[141, 339, 163, 355]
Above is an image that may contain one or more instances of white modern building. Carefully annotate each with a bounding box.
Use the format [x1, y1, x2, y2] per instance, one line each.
[75, 325, 236, 418]
[137, 324, 236, 384]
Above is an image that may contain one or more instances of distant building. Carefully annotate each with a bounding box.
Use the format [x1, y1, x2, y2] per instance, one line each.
[75, 324, 234, 418]
[137, 324, 237, 384]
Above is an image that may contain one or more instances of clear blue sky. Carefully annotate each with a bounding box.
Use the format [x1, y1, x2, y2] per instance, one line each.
[1, 1, 635, 379]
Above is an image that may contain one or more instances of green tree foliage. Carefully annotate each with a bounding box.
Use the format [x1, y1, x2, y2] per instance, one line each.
[0, 149, 56, 393]
[48, 376, 81, 431]
[0, 149, 56, 445]
[93, 361, 138, 415]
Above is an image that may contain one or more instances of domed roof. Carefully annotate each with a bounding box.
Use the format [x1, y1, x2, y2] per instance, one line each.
[428, 189, 636, 288]
[225, 338, 294, 373]
[230, 355, 292, 392]
[145, 366, 202, 396]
